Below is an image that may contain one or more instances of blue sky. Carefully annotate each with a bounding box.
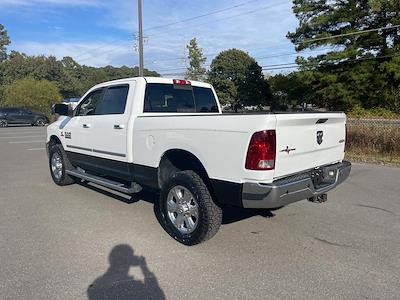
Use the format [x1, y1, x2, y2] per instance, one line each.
[0, 0, 307, 75]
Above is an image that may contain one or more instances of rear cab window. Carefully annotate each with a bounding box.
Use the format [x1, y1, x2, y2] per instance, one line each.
[144, 82, 219, 113]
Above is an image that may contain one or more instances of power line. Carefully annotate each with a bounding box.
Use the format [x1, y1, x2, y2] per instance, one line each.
[152, 47, 337, 72]
[71, 40, 133, 62]
[146, 1, 287, 39]
[158, 52, 400, 75]
[70, 1, 281, 63]
[301, 24, 400, 44]
[150, 46, 336, 65]
[142, 0, 261, 33]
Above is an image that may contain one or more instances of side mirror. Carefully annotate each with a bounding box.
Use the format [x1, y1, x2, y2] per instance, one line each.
[52, 103, 70, 116]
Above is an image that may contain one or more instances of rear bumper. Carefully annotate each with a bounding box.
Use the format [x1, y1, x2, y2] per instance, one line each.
[242, 161, 351, 209]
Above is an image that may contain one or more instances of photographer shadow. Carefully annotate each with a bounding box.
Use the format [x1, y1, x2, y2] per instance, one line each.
[87, 244, 165, 300]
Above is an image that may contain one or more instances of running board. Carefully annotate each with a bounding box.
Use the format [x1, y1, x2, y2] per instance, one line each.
[66, 169, 142, 194]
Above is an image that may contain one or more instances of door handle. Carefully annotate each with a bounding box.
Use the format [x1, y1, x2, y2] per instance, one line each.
[114, 124, 125, 129]
[82, 124, 91, 128]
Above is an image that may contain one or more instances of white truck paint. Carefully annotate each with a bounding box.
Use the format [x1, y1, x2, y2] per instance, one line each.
[46, 77, 351, 245]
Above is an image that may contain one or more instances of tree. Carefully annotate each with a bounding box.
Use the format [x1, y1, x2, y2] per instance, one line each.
[0, 24, 10, 62]
[269, 72, 314, 109]
[208, 49, 272, 110]
[4, 77, 62, 115]
[287, 0, 400, 112]
[0, 51, 161, 100]
[185, 38, 207, 81]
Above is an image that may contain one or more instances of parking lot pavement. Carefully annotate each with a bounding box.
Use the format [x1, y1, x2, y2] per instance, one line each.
[1, 126, 400, 300]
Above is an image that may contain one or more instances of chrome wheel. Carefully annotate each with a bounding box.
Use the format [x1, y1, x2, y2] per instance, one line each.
[51, 152, 63, 180]
[35, 119, 45, 126]
[166, 185, 199, 234]
[0, 119, 7, 127]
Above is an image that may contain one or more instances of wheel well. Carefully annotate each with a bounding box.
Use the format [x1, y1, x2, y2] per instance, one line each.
[158, 150, 210, 189]
[49, 135, 62, 148]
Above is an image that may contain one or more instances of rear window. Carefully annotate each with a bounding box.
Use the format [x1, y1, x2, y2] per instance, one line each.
[144, 83, 219, 113]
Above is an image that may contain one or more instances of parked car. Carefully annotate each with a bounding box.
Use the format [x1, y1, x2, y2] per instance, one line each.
[62, 98, 80, 110]
[0, 107, 49, 127]
[47, 77, 351, 245]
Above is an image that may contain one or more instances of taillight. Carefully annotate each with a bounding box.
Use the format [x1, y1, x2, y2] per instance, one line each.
[173, 79, 191, 85]
[245, 130, 276, 170]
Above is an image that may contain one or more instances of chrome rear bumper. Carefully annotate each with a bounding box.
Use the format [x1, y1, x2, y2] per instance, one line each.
[242, 161, 351, 209]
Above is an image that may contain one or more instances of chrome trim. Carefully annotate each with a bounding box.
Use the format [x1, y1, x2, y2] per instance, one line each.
[93, 149, 126, 157]
[67, 145, 92, 152]
[66, 145, 126, 157]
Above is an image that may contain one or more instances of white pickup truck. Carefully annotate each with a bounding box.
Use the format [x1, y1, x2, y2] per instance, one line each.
[47, 77, 351, 245]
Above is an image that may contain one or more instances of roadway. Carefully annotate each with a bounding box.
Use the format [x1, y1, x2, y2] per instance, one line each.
[1, 126, 399, 299]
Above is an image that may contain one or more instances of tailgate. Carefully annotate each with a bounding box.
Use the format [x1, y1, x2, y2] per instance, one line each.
[274, 113, 346, 178]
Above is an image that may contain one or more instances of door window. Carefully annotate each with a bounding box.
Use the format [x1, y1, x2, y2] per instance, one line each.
[95, 85, 129, 115]
[75, 89, 104, 116]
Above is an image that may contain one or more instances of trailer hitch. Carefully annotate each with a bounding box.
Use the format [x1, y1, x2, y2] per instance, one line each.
[308, 193, 328, 203]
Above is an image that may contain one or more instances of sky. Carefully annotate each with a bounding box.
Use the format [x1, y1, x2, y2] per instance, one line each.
[0, 0, 307, 76]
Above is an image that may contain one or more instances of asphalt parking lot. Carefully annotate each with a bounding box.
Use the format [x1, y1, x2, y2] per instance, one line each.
[1, 126, 399, 299]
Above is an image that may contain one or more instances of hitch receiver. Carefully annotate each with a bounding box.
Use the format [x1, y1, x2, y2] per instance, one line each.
[308, 193, 328, 203]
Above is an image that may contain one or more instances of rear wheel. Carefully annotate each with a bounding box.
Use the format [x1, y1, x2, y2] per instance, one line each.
[159, 170, 222, 246]
[0, 119, 8, 127]
[35, 118, 46, 126]
[49, 144, 75, 186]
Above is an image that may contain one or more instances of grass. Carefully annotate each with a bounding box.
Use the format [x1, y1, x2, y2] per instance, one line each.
[345, 123, 400, 166]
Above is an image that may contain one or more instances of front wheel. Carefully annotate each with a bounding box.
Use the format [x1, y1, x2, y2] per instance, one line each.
[0, 119, 8, 127]
[49, 144, 75, 186]
[35, 118, 46, 126]
[159, 170, 222, 246]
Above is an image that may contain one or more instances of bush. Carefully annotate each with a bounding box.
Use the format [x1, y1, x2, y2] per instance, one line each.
[347, 106, 398, 119]
[3, 77, 62, 115]
[346, 123, 400, 164]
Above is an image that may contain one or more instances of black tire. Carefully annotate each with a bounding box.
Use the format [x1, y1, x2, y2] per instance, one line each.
[0, 119, 8, 128]
[35, 118, 46, 126]
[159, 170, 222, 246]
[49, 144, 76, 186]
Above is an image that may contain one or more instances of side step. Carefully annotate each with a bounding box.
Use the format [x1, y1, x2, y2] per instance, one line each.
[66, 169, 142, 194]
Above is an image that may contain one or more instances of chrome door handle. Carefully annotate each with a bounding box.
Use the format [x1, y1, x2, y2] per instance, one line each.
[114, 124, 125, 129]
[82, 124, 91, 128]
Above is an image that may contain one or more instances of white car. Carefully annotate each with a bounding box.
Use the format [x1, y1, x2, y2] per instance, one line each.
[47, 77, 351, 245]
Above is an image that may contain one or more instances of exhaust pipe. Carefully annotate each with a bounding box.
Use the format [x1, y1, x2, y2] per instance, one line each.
[308, 193, 327, 203]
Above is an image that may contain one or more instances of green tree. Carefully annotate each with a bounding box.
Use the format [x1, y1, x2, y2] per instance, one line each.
[185, 38, 207, 81]
[269, 72, 314, 109]
[0, 24, 10, 62]
[208, 49, 272, 110]
[4, 77, 62, 115]
[287, 0, 400, 112]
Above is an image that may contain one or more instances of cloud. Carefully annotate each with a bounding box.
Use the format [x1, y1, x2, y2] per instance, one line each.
[11, 41, 134, 67]
[0, 0, 104, 6]
[5, 0, 308, 74]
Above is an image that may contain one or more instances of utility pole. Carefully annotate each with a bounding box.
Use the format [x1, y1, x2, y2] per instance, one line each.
[138, 0, 144, 76]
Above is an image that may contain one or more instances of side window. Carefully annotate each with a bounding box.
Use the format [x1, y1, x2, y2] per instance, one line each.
[95, 85, 129, 115]
[75, 89, 103, 116]
[193, 87, 219, 112]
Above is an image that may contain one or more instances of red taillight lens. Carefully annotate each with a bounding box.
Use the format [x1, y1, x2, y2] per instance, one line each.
[245, 130, 276, 170]
[173, 79, 191, 85]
